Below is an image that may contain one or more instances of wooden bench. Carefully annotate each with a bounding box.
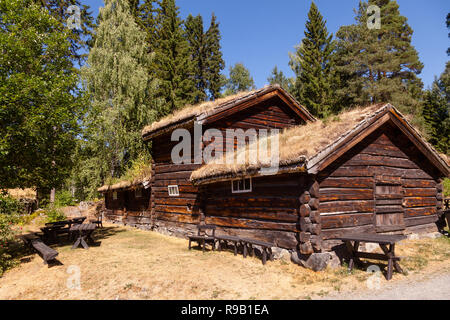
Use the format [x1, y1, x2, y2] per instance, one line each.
[334, 233, 406, 280]
[188, 225, 216, 252]
[21, 233, 59, 265]
[240, 238, 274, 265]
[215, 235, 242, 256]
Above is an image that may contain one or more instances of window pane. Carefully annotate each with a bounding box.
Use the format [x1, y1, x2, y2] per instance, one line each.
[244, 178, 250, 190]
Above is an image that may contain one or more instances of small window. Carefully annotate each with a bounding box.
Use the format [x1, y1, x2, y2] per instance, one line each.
[231, 178, 252, 193]
[113, 191, 118, 200]
[168, 185, 179, 197]
[135, 188, 142, 198]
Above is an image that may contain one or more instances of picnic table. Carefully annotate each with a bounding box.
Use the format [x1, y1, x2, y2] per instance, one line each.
[41, 217, 87, 243]
[70, 223, 97, 250]
[334, 233, 406, 280]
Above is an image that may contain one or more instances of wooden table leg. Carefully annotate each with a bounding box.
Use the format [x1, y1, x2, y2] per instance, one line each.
[262, 248, 267, 265]
[243, 243, 248, 258]
[188, 239, 192, 250]
[202, 239, 206, 252]
[80, 236, 89, 249]
[233, 241, 237, 256]
[71, 237, 81, 249]
[380, 243, 403, 278]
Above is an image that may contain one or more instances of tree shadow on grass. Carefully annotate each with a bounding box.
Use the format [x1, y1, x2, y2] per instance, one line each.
[11, 226, 127, 267]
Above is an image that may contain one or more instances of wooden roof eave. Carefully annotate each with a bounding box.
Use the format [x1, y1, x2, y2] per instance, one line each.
[142, 115, 196, 141]
[191, 161, 308, 186]
[307, 104, 450, 177]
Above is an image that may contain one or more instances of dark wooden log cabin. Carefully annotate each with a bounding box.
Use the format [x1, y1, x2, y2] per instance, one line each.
[190, 104, 450, 254]
[141, 85, 315, 237]
[98, 178, 151, 227]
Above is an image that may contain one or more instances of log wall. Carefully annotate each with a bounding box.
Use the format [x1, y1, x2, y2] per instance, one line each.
[317, 122, 442, 251]
[202, 174, 305, 249]
[149, 97, 306, 237]
[104, 187, 151, 226]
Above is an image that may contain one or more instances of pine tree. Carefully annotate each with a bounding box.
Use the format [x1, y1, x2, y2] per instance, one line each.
[224, 63, 255, 95]
[422, 15, 450, 155]
[80, 0, 159, 196]
[153, 0, 195, 116]
[185, 14, 208, 103]
[267, 66, 292, 92]
[335, 0, 424, 118]
[36, 0, 95, 65]
[447, 12, 450, 56]
[290, 2, 335, 118]
[422, 66, 450, 154]
[137, 0, 158, 52]
[205, 13, 226, 100]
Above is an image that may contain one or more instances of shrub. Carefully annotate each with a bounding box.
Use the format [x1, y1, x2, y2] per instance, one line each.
[444, 178, 450, 198]
[0, 194, 22, 215]
[54, 190, 77, 207]
[0, 213, 18, 276]
[44, 207, 66, 223]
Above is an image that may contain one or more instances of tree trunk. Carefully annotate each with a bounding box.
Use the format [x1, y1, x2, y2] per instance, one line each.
[50, 188, 56, 203]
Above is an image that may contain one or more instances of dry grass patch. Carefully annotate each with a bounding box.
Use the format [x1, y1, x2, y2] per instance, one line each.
[1, 224, 449, 300]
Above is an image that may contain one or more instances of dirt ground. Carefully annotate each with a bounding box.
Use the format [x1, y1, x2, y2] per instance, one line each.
[324, 271, 450, 300]
[1, 223, 449, 300]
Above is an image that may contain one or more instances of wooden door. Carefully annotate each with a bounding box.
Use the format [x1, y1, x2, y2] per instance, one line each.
[374, 176, 405, 232]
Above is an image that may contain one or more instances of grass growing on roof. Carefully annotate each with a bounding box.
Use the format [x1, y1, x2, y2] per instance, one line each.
[99, 155, 152, 192]
[142, 90, 255, 136]
[191, 104, 384, 181]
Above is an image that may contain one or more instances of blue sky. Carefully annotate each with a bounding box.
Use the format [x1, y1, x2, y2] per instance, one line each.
[84, 0, 449, 89]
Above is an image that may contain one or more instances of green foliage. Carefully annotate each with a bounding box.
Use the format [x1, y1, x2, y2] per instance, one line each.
[205, 13, 226, 100]
[0, 193, 22, 216]
[290, 2, 335, 118]
[153, 0, 195, 116]
[16, 210, 41, 226]
[267, 66, 293, 92]
[334, 0, 424, 119]
[0, 212, 18, 276]
[0, 0, 83, 195]
[44, 206, 66, 223]
[54, 190, 77, 208]
[34, 0, 95, 65]
[185, 14, 208, 104]
[422, 67, 450, 155]
[185, 13, 226, 103]
[444, 178, 450, 198]
[224, 63, 255, 95]
[107, 154, 152, 185]
[78, 0, 159, 199]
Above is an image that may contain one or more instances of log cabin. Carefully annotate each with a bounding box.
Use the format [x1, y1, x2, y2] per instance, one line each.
[141, 84, 315, 237]
[189, 103, 450, 254]
[98, 176, 151, 227]
[96, 84, 450, 258]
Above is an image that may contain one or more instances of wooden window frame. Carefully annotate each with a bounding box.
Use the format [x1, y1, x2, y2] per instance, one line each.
[113, 191, 118, 200]
[231, 178, 252, 194]
[168, 185, 180, 197]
